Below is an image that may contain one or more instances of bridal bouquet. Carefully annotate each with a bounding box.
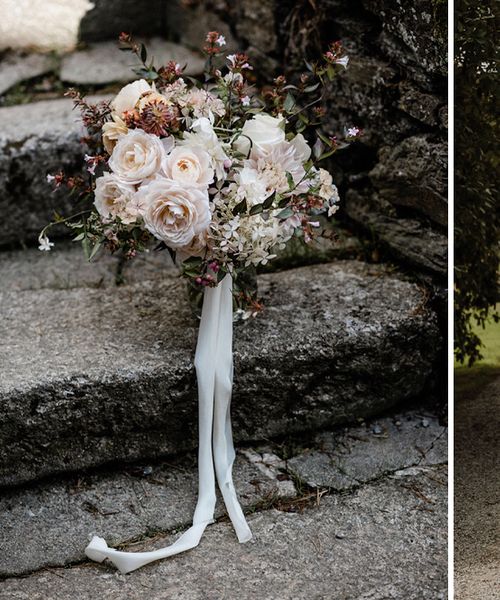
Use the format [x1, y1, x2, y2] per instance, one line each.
[41, 33, 359, 574]
[40, 33, 359, 311]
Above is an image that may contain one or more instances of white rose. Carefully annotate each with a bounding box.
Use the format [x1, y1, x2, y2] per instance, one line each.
[111, 79, 154, 117]
[94, 172, 139, 223]
[102, 114, 128, 154]
[176, 231, 209, 262]
[180, 117, 230, 181]
[108, 129, 167, 184]
[290, 133, 311, 163]
[140, 179, 211, 248]
[164, 146, 214, 188]
[233, 113, 286, 157]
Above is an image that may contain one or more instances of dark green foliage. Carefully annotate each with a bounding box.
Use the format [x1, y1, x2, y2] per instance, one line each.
[455, 0, 500, 364]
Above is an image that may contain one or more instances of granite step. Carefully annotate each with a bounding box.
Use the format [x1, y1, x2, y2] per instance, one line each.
[0, 408, 447, 581]
[0, 253, 441, 487]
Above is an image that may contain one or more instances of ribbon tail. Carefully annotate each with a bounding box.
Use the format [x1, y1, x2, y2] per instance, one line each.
[85, 280, 224, 573]
[213, 274, 252, 543]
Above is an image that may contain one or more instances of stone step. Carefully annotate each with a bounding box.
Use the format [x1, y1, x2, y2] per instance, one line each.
[0, 96, 107, 246]
[0, 408, 446, 582]
[0, 255, 441, 487]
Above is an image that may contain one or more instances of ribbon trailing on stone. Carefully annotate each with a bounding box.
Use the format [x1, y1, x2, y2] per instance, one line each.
[85, 274, 252, 574]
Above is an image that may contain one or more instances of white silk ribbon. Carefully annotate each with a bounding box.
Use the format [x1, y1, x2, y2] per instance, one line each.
[85, 274, 252, 574]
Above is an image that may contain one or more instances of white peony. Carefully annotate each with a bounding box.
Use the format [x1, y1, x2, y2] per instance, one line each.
[235, 166, 268, 206]
[108, 129, 168, 184]
[111, 79, 154, 117]
[139, 178, 211, 248]
[164, 146, 214, 188]
[94, 172, 140, 224]
[247, 141, 306, 196]
[233, 113, 286, 157]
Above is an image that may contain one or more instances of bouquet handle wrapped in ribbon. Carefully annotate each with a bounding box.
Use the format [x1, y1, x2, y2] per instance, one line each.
[85, 274, 251, 573]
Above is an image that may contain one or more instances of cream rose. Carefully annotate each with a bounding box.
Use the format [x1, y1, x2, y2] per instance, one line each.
[94, 172, 139, 224]
[111, 79, 154, 117]
[164, 146, 214, 188]
[180, 117, 230, 181]
[102, 114, 128, 154]
[108, 129, 167, 184]
[233, 113, 286, 157]
[140, 179, 211, 248]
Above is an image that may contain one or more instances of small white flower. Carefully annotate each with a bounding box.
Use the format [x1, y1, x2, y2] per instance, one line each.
[227, 54, 236, 67]
[346, 127, 360, 137]
[46, 174, 55, 183]
[241, 95, 250, 106]
[38, 234, 54, 252]
[335, 56, 349, 69]
[216, 35, 226, 46]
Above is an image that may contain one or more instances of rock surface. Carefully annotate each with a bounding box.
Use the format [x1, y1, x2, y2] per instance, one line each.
[455, 377, 500, 600]
[0, 465, 447, 599]
[0, 260, 441, 486]
[288, 411, 447, 490]
[0, 450, 291, 576]
[0, 53, 55, 96]
[0, 96, 107, 246]
[345, 190, 447, 277]
[60, 39, 205, 85]
[78, 0, 166, 42]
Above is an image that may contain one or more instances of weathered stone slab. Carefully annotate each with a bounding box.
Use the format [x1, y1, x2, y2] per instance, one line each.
[0, 261, 441, 486]
[288, 411, 447, 490]
[370, 135, 447, 226]
[0, 466, 447, 599]
[78, 0, 166, 42]
[346, 191, 447, 277]
[0, 242, 176, 292]
[60, 39, 205, 85]
[0, 53, 54, 96]
[362, 0, 447, 86]
[0, 96, 108, 246]
[0, 451, 292, 576]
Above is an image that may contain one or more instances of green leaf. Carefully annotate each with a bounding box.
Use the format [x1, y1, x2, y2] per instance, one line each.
[183, 256, 203, 267]
[304, 82, 320, 93]
[233, 198, 247, 215]
[88, 240, 102, 261]
[286, 171, 295, 190]
[73, 232, 85, 241]
[277, 207, 294, 219]
[262, 194, 275, 210]
[249, 203, 264, 215]
[283, 93, 296, 113]
[140, 43, 148, 63]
